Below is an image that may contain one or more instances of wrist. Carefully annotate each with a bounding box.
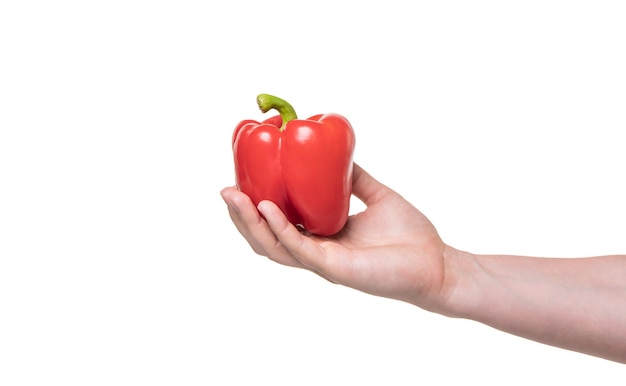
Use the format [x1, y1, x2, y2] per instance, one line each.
[436, 245, 482, 318]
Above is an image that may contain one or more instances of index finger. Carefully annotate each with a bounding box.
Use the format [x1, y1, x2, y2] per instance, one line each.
[257, 200, 334, 277]
[221, 187, 305, 268]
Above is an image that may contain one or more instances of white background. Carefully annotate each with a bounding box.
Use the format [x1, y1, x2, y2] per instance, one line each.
[1, 1, 625, 384]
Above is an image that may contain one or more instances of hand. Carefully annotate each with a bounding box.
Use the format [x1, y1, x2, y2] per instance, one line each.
[222, 163, 626, 363]
[221, 163, 457, 311]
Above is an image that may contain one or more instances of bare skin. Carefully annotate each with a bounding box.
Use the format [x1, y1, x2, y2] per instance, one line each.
[221, 163, 626, 364]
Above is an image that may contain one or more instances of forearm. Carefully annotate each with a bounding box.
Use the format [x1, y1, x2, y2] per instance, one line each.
[443, 248, 626, 363]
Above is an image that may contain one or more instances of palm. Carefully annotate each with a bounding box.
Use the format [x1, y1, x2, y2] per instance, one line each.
[222, 163, 447, 308]
[303, 176, 446, 306]
[333, 190, 441, 251]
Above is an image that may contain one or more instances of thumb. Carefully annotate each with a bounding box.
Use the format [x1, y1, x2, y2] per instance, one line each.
[351, 163, 390, 207]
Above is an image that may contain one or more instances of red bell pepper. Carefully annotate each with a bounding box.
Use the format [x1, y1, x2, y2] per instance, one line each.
[232, 94, 355, 236]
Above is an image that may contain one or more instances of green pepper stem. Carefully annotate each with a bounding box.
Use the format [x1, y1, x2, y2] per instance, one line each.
[257, 94, 298, 131]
